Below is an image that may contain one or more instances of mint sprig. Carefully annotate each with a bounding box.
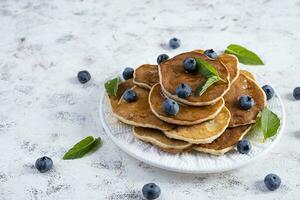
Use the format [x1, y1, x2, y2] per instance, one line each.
[104, 76, 121, 96]
[225, 44, 264, 65]
[63, 136, 102, 160]
[195, 76, 219, 96]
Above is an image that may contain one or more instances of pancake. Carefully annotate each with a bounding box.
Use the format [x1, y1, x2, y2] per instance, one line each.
[133, 64, 159, 89]
[218, 54, 239, 83]
[159, 51, 230, 106]
[194, 125, 251, 155]
[224, 73, 266, 127]
[149, 83, 224, 125]
[111, 85, 175, 131]
[133, 127, 193, 153]
[240, 69, 256, 81]
[163, 107, 231, 144]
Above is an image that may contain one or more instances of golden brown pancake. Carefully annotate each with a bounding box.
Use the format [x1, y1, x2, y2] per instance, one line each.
[194, 125, 251, 155]
[218, 54, 239, 83]
[133, 64, 159, 89]
[133, 127, 193, 153]
[240, 70, 256, 81]
[111, 85, 175, 131]
[224, 73, 266, 127]
[149, 83, 224, 125]
[163, 107, 231, 144]
[159, 51, 230, 106]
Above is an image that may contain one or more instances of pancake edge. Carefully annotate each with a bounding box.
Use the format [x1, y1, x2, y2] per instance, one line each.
[219, 53, 240, 84]
[133, 69, 152, 90]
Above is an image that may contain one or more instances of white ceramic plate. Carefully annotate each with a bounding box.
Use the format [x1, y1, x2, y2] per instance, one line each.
[99, 73, 285, 173]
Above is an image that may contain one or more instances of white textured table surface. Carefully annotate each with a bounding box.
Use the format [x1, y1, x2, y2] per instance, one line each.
[0, 0, 299, 199]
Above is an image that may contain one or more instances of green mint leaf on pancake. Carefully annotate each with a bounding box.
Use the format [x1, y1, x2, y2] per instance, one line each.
[195, 76, 219, 96]
[195, 57, 219, 78]
[104, 76, 121, 96]
[63, 136, 102, 160]
[260, 107, 280, 139]
[225, 44, 264, 65]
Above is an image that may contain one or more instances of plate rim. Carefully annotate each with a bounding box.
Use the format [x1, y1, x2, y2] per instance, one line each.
[99, 75, 286, 174]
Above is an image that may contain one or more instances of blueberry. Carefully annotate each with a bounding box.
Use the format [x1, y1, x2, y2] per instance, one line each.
[262, 85, 274, 100]
[237, 139, 251, 154]
[123, 89, 137, 102]
[142, 183, 161, 200]
[35, 156, 53, 173]
[239, 95, 255, 110]
[176, 83, 192, 98]
[264, 173, 281, 191]
[293, 87, 300, 100]
[157, 54, 169, 64]
[204, 49, 218, 59]
[169, 37, 181, 49]
[183, 57, 197, 73]
[77, 70, 91, 84]
[163, 99, 179, 116]
[122, 67, 134, 80]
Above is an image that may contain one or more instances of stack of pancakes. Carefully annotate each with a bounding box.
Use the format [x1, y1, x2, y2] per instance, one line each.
[107, 50, 267, 155]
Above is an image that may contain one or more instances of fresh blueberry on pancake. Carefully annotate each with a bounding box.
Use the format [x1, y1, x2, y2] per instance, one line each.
[169, 37, 181, 49]
[239, 95, 255, 110]
[123, 89, 138, 102]
[122, 67, 134, 80]
[237, 139, 251, 154]
[293, 87, 300, 100]
[157, 54, 169, 64]
[163, 99, 179, 116]
[175, 83, 192, 98]
[204, 49, 218, 59]
[183, 57, 197, 73]
[264, 174, 281, 191]
[262, 85, 274, 100]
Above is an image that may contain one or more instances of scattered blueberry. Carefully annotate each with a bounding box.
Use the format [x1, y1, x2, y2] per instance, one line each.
[176, 83, 192, 98]
[264, 173, 281, 191]
[293, 87, 300, 100]
[123, 89, 138, 102]
[142, 183, 161, 200]
[163, 99, 179, 116]
[239, 95, 255, 110]
[35, 156, 53, 173]
[157, 54, 169, 64]
[204, 49, 218, 59]
[169, 37, 181, 49]
[237, 139, 251, 154]
[122, 67, 134, 80]
[77, 70, 91, 84]
[262, 85, 274, 100]
[183, 57, 197, 73]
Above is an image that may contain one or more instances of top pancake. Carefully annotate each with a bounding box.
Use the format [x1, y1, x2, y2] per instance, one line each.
[159, 51, 230, 106]
[149, 83, 224, 125]
[109, 81, 175, 131]
[133, 64, 159, 89]
[224, 73, 266, 127]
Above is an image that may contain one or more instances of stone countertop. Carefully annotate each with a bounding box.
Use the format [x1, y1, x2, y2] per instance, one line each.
[0, 0, 299, 199]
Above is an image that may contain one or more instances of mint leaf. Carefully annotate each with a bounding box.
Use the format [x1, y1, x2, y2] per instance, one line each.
[195, 57, 219, 78]
[260, 107, 280, 139]
[195, 76, 219, 96]
[63, 136, 102, 160]
[104, 76, 121, 96]
[225, 44, 264, 65]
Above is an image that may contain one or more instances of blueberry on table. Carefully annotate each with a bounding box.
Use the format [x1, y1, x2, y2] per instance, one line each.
[123, 89, 138, 102]
[176, 83, 192, 98]
[122, 67, 134, 80]
[264, 173, 281, 191]
[142, 183, 161, 200]
[237, 139, 251, 154]
[239, 95, 254, 110]
[163, 99, 179, 116]
[204, 49, 218, 59]
[169, 37, 181, 49]
[262, 85, 274, 100]
[157, 54, 169, 64]
[183, 57, 197, 73]
[35, 156, 53, 173]
[293, 87, 300, 100]
[77, 70, 91, 84]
